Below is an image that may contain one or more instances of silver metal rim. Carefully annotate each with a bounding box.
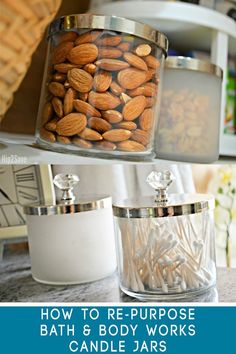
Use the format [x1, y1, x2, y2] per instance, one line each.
[24, 196, 111, 216]
[49, 14, 168, 56]
[165, 56, 223, 79]
[113, 198, 215, 218]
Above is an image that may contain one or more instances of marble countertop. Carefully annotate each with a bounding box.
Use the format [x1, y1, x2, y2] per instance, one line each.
[0, 250, 236, 303]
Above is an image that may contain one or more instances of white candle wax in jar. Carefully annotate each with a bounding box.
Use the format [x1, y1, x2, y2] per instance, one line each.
[24, 174, 117, 285]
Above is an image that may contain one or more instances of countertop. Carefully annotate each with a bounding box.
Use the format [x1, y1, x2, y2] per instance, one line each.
[0, 250, 236, 303]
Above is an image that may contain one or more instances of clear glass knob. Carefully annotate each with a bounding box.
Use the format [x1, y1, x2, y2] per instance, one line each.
[146, 171, 174, 204]
[53, 174, 79, 203]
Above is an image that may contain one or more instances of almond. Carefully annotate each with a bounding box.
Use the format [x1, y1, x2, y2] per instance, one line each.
[75, 30, 101, 45]
[57, 135, 71, 144]
[123, 52, 148, 71]
[97, 35, 122, 46]
[110, 81, 124, 96]
[117, 140, 145, 152]
[48, 82, 66, 97]
[78, 92, 88, 102]
[139, 108, 154, 131]
[144, 69, 156, 83]
[42, 102, 53, 125]
[56, 113, 87, 136]
[53, 73, 67, 82]
[118, 42, 131, 52]
[67, 68, 93, 93]
[134, 44, 152, 57]
[74, 99, 101, 117]
[117, 68, 147, 89]
[131, 129, 150, 146]
[95, 59, 129, 71]
[120, 92, 132, 104]
[45, 118, 58, 132]
[145, 82, 157, 89]
[79, 128, 103, 141]
[64, 88, 74, 115]
[123, 95, 146, 121]
[52, 97, 63, 118]
[103, 129, 131, 142]
[144, 55, 160, 69]
[95, 141, 116, 151]
[95, 140, 116, 151]
[116, 121, 137, 130]
[88, 117, 111, 133]
[67, 43, 98, 65]
[83, 63, 97, 75]
[40, 128, 56, 143]
[102, 110, 123, 124]
[52, 41, 74, 65]
[72, 137, 93, 149]
[128, 83, 156, 97]
[145, 97, 156, 108]
[88, 91, 120, 110]
[54, 63, 81, 73]
[58, 32, 78, 43]
[93, 71, 112, 92]
[98, 47, 122, 59]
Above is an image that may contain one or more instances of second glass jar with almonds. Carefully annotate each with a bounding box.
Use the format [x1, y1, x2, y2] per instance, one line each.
[36, 14, 168, 159]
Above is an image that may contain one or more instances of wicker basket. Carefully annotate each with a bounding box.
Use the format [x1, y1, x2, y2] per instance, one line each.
[0, 0, 62, 122]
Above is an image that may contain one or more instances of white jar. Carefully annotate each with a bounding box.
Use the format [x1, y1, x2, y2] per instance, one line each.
[156, 57, 223, 163]
[23, 174, 117, 285]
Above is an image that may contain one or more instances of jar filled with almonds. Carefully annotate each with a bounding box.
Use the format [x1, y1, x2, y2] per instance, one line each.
[156, 57, 223, 163]
[36, 14, 168, 159]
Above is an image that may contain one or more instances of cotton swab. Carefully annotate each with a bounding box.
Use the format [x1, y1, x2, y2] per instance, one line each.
[118, 210, 214, 295]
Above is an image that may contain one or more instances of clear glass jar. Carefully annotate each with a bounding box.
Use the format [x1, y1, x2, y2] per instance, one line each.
[156, 57, 223, 163]
[113, 171, 216, 301]
[36, 14, 168, 160]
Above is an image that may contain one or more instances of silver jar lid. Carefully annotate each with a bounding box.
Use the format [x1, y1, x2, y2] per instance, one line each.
[49, 14, 168, 56]
[165, 56, 223, 79]
[23, 174, 111, 216]
[113, 171, 215, 218]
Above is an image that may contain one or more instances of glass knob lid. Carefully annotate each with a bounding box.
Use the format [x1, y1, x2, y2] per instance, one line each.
[53, 174, 79, 204]
[146, 171, 174, 204]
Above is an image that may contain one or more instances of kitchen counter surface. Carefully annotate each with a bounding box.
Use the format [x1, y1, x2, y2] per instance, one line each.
[0, 250, 236, 303]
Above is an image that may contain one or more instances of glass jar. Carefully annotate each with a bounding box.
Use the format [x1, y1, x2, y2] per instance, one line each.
[23, 174, 116, 285]
[36, 14, 168, 160]
[156, 57, 223, 163]
[113, 171, 216, 301]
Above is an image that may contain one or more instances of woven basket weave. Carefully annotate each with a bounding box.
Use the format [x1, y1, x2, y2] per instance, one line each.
[0, 0, 62, 122]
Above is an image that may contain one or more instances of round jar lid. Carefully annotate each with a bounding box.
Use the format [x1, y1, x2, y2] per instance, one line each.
[113, 171, 215, 218]
[165, 56, 223, 79]
[23, 174, 111, 216]
[24, 194, 112, 216]
[113, 193, 215, 219]
[49, 14, 168, 56]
